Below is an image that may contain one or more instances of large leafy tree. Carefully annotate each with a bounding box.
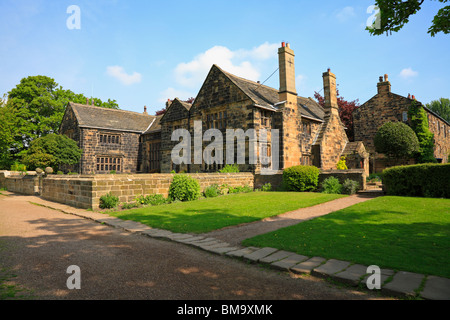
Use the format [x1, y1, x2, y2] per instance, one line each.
[21, 133, 83, 171]
[374, 121, 420, 163]
[367, 0, 450, 37]
[2, 75, 119, 167]
[426, 98, 450, 123]
[314, 89, 360, 141]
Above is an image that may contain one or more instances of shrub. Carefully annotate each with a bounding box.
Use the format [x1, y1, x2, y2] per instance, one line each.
[121, 202, 140, 209]
[336, 156, 348, 170]
[228, 185, 253, 194]
[342, 179, 359, 195]
[99, 193, 119, 209]
[282, 165, 320, 192]
[204, 184, 220, 198]
[321, 176, 342, 194]
[382, 163, 450, 198]
[168, 174, 201, 202]
[135, 194, 167, 206]
[374, 122, 420, 161]
[261, 183, 272, 192]
[10, 162, 27, 173]
[219, 164, 240, 173]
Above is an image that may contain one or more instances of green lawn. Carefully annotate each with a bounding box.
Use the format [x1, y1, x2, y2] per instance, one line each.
[242, 196, 450, 278]
[107, 192, 346, 234]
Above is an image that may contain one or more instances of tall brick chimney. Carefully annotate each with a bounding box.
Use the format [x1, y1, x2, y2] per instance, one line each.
[278, 42, 297, 103]
[322, 68, 339, 116]
[377, 74, 391, 95]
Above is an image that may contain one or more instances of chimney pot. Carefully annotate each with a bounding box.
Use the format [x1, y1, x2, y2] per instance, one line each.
[384, 74, 389, 81]
[412, 95, 415, 100]
[286, 42, 290, 48]
[379, 76, 383, 82]
[281, 42, 285, 47]
[327, 68, 331, 72]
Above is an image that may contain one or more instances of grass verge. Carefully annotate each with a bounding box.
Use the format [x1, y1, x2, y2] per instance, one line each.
[107, 192, 346, 234]
[242, 196, 450, 278]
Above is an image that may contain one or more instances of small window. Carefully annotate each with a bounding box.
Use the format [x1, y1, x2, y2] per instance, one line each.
[402, 111, 408, 122]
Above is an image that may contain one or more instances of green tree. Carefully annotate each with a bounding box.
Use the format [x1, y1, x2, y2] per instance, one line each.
[2, 75, 118, 166]
[367, 0, 450, 37]
[21, 134, 82, 171]
[426, 98, 450, 123]
[374, 121, 420, 163]
[408, 101, 437, 163]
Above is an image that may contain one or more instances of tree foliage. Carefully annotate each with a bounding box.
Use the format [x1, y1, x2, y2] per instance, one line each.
[408, 101, 436, 163]
[374, 121, 420, 161]
[0, 75, 118, 168]
[367, 0, 450, 37]
[314, 89, 360, 141]
[21, 133, 82, 171]
[426, 98, 450, 123]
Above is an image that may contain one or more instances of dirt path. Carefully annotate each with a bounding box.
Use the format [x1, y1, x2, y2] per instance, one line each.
[0, 192, 384, 300]
[203, 193, 381, 246]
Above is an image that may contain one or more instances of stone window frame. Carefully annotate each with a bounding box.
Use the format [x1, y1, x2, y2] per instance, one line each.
[206, 110, 227, 130]
[96, 156, 122, 173]
[260, 110, 272, 127]
[98, 133, 121, 145]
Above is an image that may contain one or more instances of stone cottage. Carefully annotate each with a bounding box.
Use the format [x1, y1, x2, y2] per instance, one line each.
[59, 101, 156, 174]
[353, 74, 450, 172]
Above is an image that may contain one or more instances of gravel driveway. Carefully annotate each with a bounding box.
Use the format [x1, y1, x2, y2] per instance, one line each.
[0, 193, 385, 301]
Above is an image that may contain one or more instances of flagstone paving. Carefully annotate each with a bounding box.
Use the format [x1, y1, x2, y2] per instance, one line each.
[5, 192, 449, 300]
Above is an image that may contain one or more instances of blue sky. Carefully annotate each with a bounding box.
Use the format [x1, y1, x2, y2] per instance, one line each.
[1, 0, 449, 114]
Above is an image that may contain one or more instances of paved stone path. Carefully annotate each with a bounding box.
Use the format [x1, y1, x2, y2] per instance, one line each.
[1, 191, 449, 300]
[204, 193, 380, 246]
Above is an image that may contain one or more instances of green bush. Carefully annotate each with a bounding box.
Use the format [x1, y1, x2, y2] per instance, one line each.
[342, 179, 359, 195]
[204, 184, 221, 198]
[99, 193, 119, 209]
[321, 176, 342, 194]
[282, 165, 320, 192]
[382, 163, 450, 198]
[336, 156, 348, 170]
[228, 185, 253, 194]
[219, 164, 240, 173]
[168, 174, 201, 202]
[261, 183, 272, 192]
[10, 162, 27, 173]
[135, 194, 167, 206]
[121, 202, 140, 209]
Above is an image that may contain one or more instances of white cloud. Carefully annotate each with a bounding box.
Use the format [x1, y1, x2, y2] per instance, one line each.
[106, 66, 142, 85]
[173, 42, 278, 89]
[399, 67, 419, 79]
[335, 6, 356, 22]
[158, 87, 194, 103]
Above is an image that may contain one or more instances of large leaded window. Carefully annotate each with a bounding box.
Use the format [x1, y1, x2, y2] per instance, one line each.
[96, 157, 122, 173]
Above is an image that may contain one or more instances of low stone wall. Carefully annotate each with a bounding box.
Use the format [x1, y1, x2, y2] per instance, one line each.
[319, 169, 367, 191]
[38, 173, 254, 209]
[0, 171, 40, 195]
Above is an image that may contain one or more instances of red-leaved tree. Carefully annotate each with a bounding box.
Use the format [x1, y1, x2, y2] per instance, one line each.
[314, 89, 360, 141]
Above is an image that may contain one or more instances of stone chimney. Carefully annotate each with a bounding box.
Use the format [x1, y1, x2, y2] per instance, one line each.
[278, 42, 297, 103]
[322, 68, 339, 116]
[377, 74, 391, 95]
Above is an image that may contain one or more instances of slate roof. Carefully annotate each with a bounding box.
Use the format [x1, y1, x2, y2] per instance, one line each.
[220, 66, 324, 121]
[68, 102, 155, 133]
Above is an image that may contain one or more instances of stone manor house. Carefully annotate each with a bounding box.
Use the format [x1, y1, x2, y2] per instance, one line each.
[59, 42, 449, 175]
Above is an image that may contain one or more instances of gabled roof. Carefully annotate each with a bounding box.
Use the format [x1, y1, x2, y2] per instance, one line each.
[67, 102, 155, 133]
[159, 98, 192, 124]
[219, 65, 324, 121]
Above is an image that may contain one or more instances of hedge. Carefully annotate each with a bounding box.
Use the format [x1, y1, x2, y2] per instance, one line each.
[382, 163, 450, 198]
[282, 165, 320, 192]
